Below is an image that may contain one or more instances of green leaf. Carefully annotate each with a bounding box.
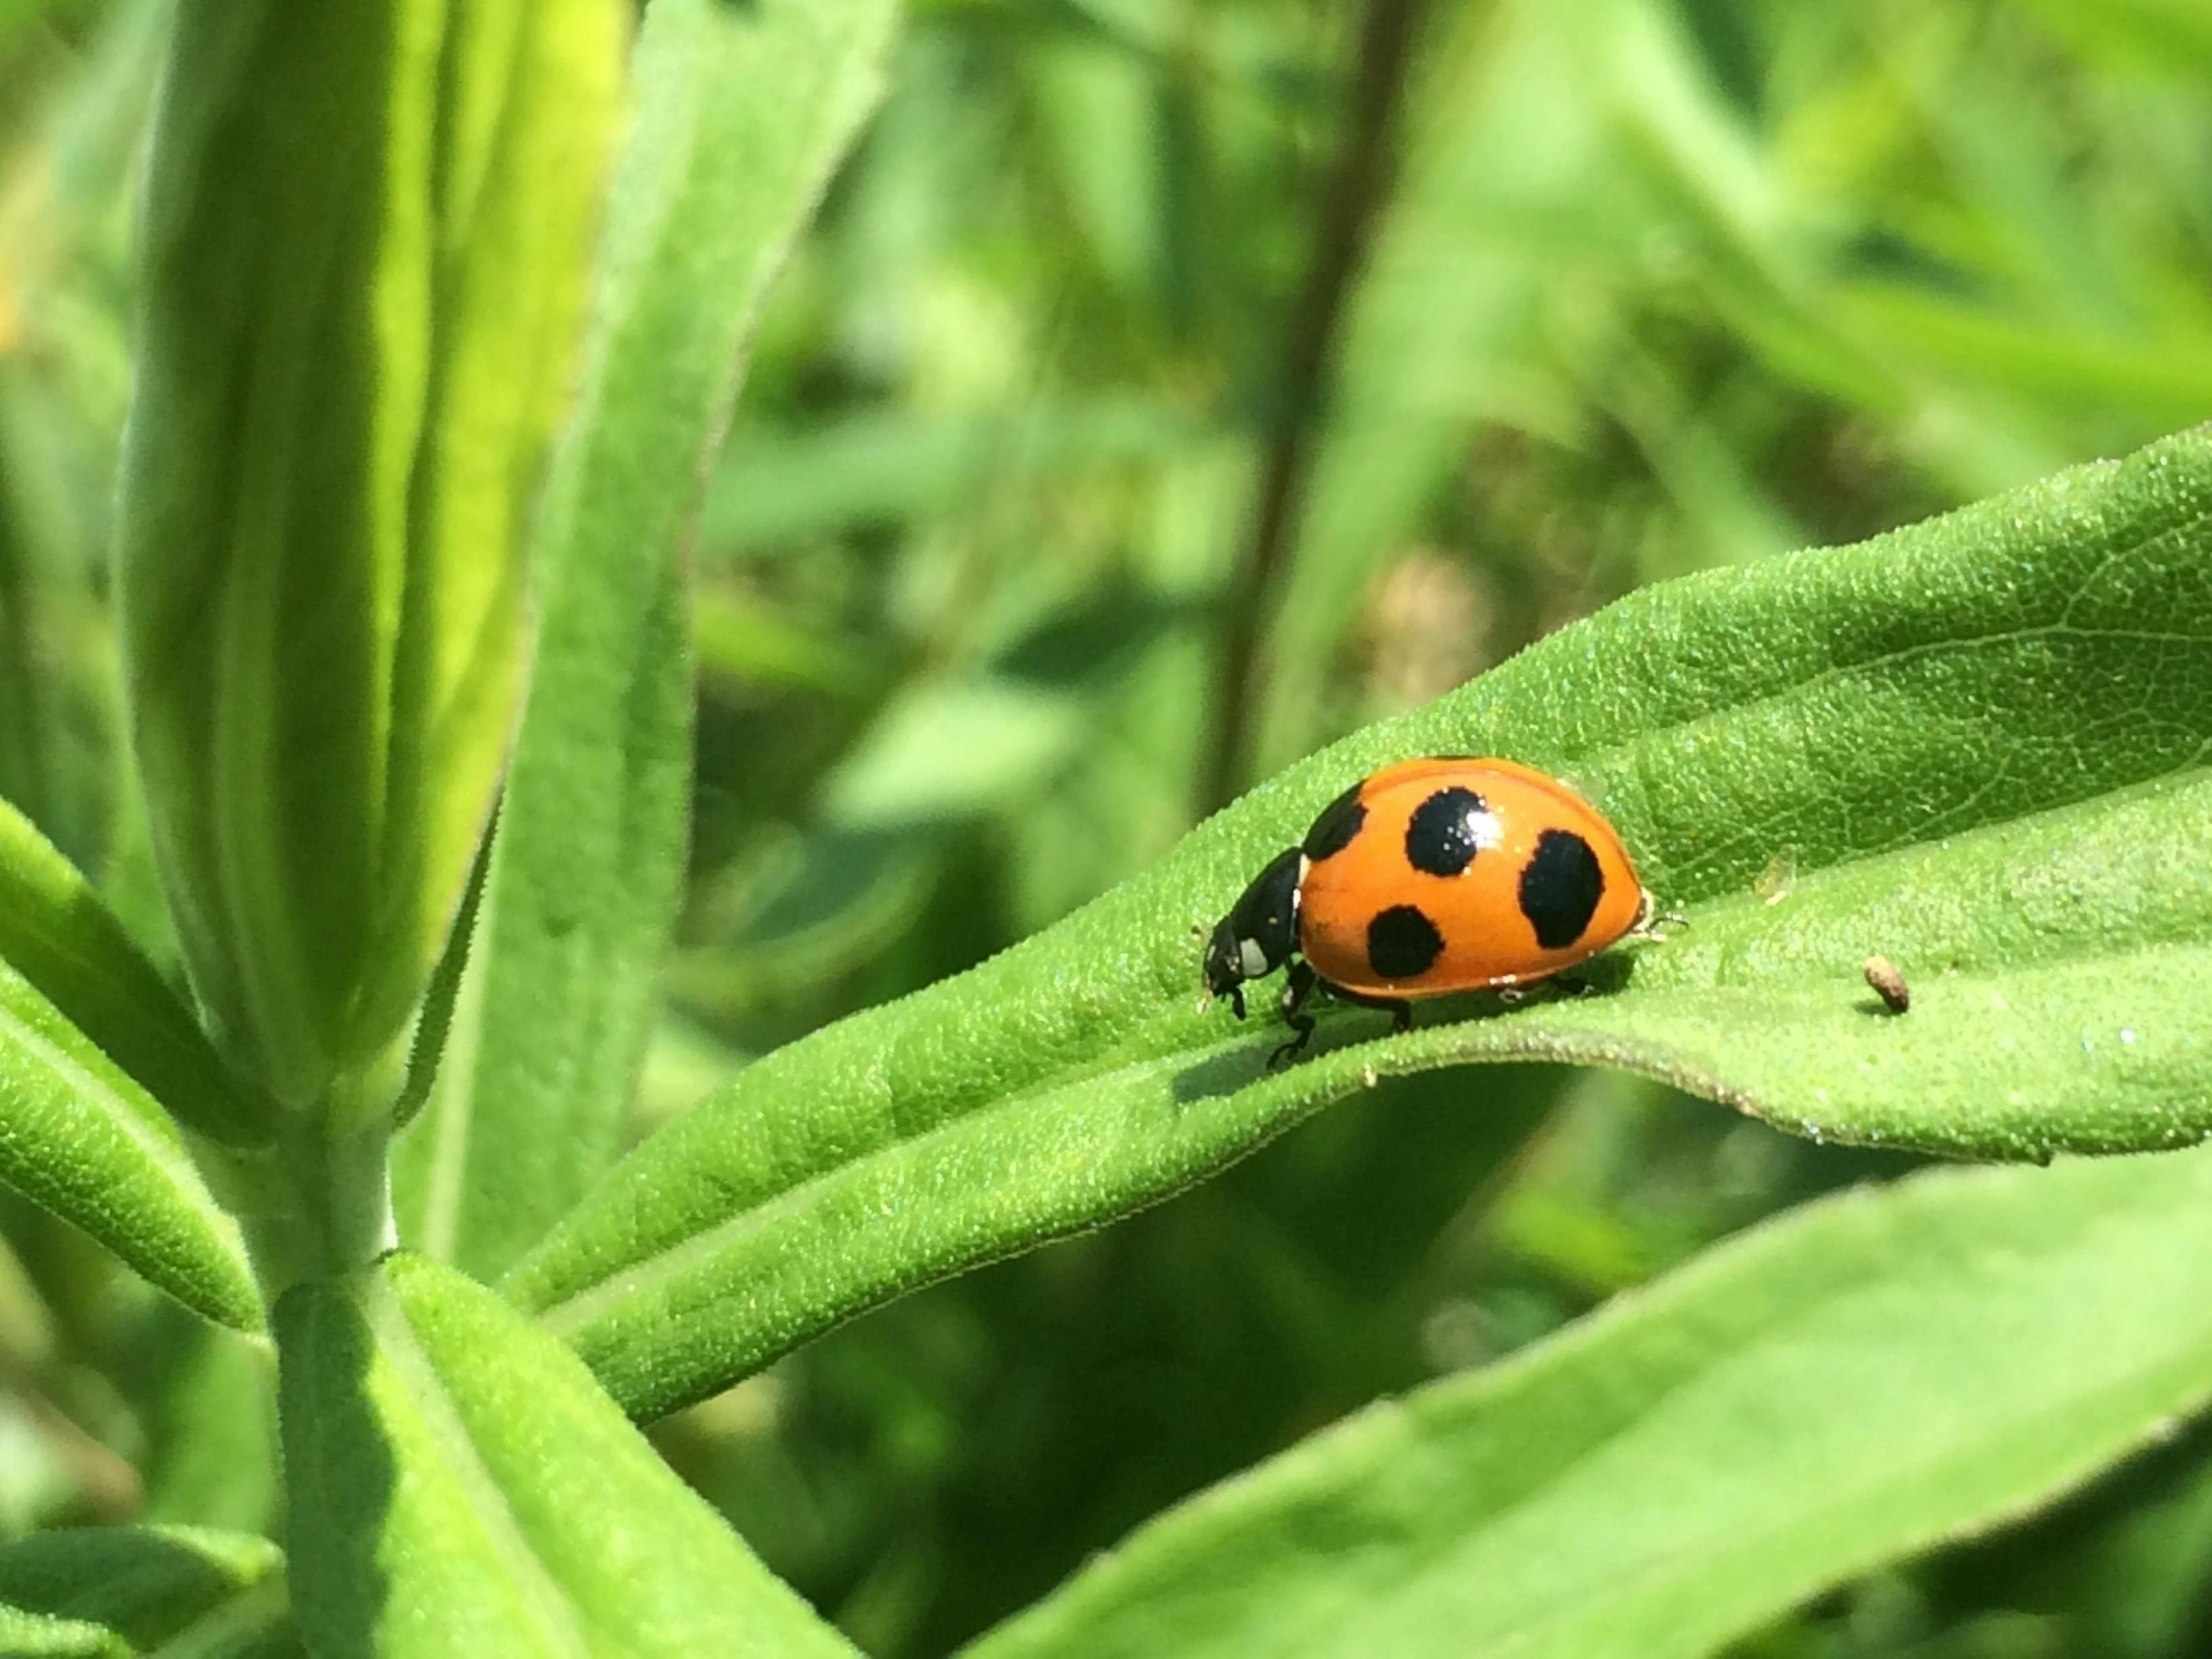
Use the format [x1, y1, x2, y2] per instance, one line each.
[276, 1252, 857, 1658]
[961, 1148, 2212, 1659]
[1933, 1417, 2212, 1659]
[0, 796, 271, 1146]
[116, 1, 622, 1108]
[0, 960, 260, 1330]
[508, 426, 2212, 1419]
[392, 0, 898, 1279]
[386, 829, 491, 1138]
[700, 397, 1199, 552]
[0, 1607, 115, 1659]
[139, 1317, 280, 1536]
[0, 1524, 295, 1658]
[0, 0, 89, 58]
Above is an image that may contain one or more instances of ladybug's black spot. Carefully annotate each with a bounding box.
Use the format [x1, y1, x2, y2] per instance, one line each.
[1404, 786, 1489, 876]
[1367, 905, 1444, 980]
[1302, 782, 1366, 861]
[1518, 828, 1604, 949]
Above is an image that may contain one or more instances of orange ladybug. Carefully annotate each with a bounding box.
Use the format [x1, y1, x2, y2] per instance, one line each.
[1202, 756, 1663, 1063]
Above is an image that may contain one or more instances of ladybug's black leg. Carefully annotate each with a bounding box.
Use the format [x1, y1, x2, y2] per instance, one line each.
[1320, 979, 1415, 1036]
[1267, 962, 1319, 1069]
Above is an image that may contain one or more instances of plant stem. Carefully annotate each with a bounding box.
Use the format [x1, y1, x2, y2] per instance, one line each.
[229, 1109, 396, 1304]
[311, 1112, 398, 1271]
[1197, 0, 1428, 815]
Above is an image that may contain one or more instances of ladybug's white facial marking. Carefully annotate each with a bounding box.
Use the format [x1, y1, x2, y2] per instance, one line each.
[1204, 846, 1306, 1003]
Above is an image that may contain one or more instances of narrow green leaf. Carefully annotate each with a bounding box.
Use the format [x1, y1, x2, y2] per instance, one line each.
[0, 1607, 115, 1658]
[392, 0, 898, 1279]
[386, 827, 492, 1136]
[276, 1252, 857, 1658]
[0, 960, 259, 1330]
[0, 796, 270, 1146]
[117, 1, 622, 1107]
[0, 1524, 295, 1658]
[507, 426, 2212, 1418]
[963, 1149, 2212, 1659]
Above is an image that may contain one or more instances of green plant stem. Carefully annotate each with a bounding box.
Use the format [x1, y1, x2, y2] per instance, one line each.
[232, 1110, 396, 1303]
[311, 1113, 396, 1273]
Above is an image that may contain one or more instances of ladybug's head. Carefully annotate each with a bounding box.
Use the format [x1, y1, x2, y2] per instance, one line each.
[1202, 847, 1304, 1019]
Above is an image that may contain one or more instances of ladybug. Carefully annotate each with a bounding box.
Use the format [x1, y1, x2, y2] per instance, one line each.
[1201, 756, 1664, 1063]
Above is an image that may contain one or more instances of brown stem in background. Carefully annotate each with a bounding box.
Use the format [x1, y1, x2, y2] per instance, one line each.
[1197, 0, 1428, 816]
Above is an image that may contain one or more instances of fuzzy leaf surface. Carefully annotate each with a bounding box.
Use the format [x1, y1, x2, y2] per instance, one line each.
[276, 1252, 856, 1658]
[509, 428, 2212, 1419]
[0, 1524, 296, 1657]
[0, 961, 259, 1329]
[393, 0, 898, 1279]
[964, 1149, 2212, 1659]
[0, 797, 270, 1145]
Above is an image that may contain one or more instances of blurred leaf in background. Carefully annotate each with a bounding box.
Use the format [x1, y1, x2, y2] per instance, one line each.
[5, 0, 2212, 1655]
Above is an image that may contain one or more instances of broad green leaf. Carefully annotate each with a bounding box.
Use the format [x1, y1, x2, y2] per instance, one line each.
[962, 1149, 2212, 1659]
[0, 960, 258, 1330]
[508, 426, 2212, 1419]
[0, 796, 270, 1146]
[276, 1252, 857, 1658]
[116, 1, 622, 1108]
[0, 1524, 296, 1658]
[392, 0, 898, 1280]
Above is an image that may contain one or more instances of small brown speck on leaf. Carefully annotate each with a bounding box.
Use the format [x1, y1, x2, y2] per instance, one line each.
[1863, 956, 1910, 1015]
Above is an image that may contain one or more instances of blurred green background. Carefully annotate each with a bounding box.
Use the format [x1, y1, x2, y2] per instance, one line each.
[6, 1, 2212, 1654]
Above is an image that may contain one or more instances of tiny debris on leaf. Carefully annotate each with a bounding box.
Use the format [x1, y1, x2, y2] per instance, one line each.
[1862, 955, 1910, 1015]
